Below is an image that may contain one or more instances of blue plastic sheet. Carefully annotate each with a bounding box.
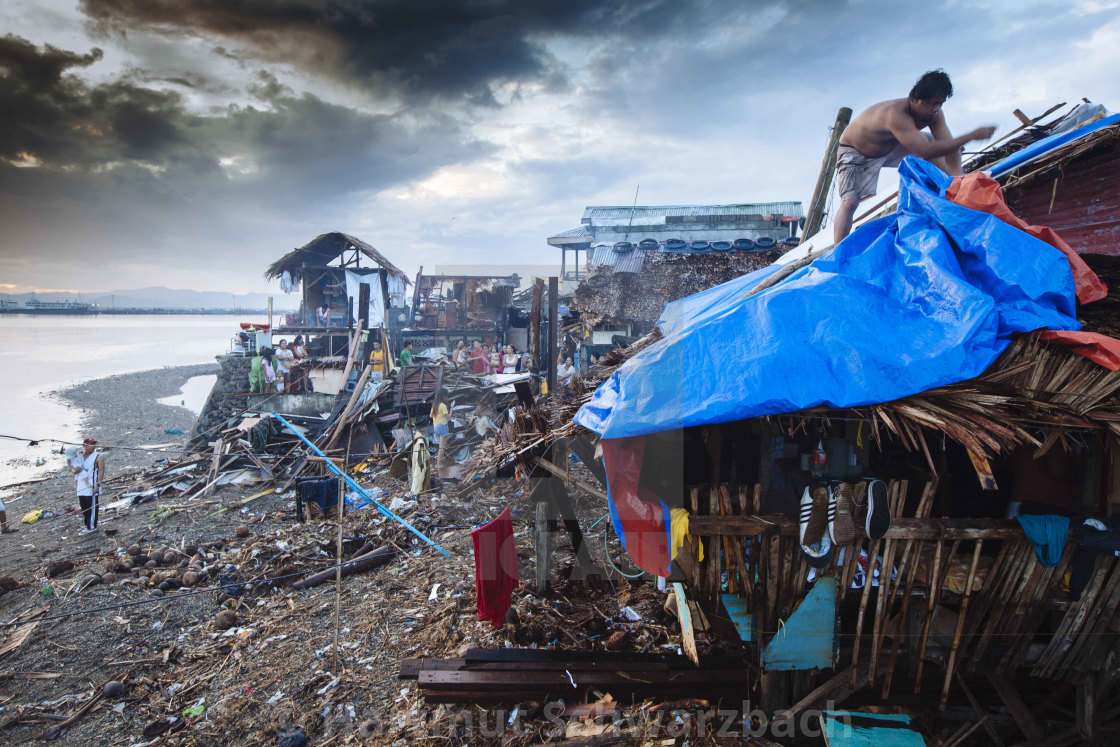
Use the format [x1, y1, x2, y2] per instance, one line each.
[574, 157, 1081, 439]
[988, 112, 1120, 177]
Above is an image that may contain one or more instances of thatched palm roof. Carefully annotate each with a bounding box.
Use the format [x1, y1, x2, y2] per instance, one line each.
[264, 232, 408, 282]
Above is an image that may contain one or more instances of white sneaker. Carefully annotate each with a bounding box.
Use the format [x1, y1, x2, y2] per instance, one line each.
[77, 528, 97, 536]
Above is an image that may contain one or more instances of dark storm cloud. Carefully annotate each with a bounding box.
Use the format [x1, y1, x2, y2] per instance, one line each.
[0, 33, 494, 286]
[79, 0, 696, 103]
[0, 35, 490, 197]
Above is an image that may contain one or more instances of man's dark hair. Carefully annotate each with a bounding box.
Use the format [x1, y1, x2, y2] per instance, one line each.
[909, 69, 953, 101]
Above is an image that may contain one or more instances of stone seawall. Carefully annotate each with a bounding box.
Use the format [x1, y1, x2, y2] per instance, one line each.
[192, 354, 252, 442]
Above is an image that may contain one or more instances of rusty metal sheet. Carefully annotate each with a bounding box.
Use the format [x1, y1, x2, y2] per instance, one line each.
[1007, 142, 1120, 256]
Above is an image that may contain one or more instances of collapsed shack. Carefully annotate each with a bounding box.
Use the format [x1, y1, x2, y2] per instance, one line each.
[406, 273, 522, 352]
[179, 331, 527, 507]
[461, 109, 1120, 742]
[265, 231, 410, 339]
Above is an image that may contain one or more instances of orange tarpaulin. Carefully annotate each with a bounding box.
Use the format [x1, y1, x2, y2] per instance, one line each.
[946, 172, 1107, 304]
[947, 171, 1120, 371]
[1035, 330, 1120, 372]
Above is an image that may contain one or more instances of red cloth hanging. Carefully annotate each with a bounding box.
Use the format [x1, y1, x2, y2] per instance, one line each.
[472, 506, 518, 626]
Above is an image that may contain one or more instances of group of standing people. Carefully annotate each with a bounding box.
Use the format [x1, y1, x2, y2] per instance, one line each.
[249, 336, 307, 393]
[452, 340, 528, 375]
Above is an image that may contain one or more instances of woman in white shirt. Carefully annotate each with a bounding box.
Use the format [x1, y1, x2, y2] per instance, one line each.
[274, 339, 295, 389]
[501, 345, 520, 374]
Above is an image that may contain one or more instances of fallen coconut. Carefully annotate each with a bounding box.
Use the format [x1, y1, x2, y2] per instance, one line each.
[214, 609, 237, 630]
[234, 525, 250, 538]
[103, 681, 126, 699]
[100, 573, 116, 585]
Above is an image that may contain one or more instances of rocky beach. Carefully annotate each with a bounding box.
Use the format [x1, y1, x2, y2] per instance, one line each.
[0, 361, 618, 747]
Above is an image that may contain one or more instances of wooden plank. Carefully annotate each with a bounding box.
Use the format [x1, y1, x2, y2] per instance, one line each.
[970, 539, 1034, 669]
[1064, 562, 1120, 677]
[820, 711, 926, 746]
[955, 671, 1006, 747]
[672, 582, 700, 667]
[688, 515, 1039, 540]
[771, 666, 864, 734]
[535, 498, 550, 596]
[418, 667, 752, 690]
[762, 577, 837, 671]
[986, 672, 1045, 742]
[1035, 555, 1115, 678]
[1077, 676, 1095, 740]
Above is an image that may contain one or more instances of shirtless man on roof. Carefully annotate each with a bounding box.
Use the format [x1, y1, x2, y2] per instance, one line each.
[833, 69, 996, 243]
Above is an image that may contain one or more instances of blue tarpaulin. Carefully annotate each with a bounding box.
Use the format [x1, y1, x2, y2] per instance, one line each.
[574, 157, 1081, 440]
[988, 112, 1120, 178]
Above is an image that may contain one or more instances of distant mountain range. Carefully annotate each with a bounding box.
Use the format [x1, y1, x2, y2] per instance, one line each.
[3, 287, 299, 311]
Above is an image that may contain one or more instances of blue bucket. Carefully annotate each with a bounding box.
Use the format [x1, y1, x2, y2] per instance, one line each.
[711, 241, 732, 251]
[733, 238, 755, 251]
[613, 241, 634, 253]
[689, 241, 711, 252]
[755, 236, 776, 249]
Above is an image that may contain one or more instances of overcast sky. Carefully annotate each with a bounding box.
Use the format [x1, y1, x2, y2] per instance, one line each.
[2, 0, 1118, 295]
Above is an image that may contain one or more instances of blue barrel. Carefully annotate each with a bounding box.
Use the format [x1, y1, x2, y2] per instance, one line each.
[638, 238, 659, 251]
[689, 241, 711, 252]
[664, 238, 687, 252]
[613, 241, 634, 253]
[779, 236, 800, 247]
[733, 238, 755, 251]
[755, 236, 776, 249]
[711, 241, 732, 251]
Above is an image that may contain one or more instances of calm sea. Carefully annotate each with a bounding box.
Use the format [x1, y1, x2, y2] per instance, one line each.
[0, 314, 245, 488]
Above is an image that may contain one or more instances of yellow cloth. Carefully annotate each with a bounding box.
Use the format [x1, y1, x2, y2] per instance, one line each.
[669, 508, 702, 563]
[370, 349, 386, 374]
[21, 509, 44, 524]
[433, 402, 449, 427]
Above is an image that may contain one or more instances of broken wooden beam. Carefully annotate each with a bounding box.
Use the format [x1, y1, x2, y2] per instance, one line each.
[291, 545, 394, 590]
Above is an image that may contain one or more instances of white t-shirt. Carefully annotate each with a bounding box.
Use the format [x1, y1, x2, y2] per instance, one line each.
[274, 347, 295, 373]
[74, 452, 100, 497]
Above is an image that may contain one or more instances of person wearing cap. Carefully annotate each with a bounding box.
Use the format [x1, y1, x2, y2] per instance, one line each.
[71, 438, 106, 535]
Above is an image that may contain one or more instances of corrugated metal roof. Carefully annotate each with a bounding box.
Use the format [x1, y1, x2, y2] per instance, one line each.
[546, 225, 593, 246]
[589, 244, 648, 273]
[581, 203, 803, 224]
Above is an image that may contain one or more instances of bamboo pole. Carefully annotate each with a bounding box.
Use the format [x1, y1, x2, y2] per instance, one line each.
[850, 537, 881, 688]
[802, 107, 853, 241]
[914, 539, 955, 691]
[331, 476, 344, 674]
[939, 539, 984, 711]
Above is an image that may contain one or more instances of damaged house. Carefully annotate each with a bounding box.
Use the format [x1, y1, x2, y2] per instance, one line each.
[266, 231, 411, 351]
[549, 203, 803, 349]
[468, 106, 1120, 742]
